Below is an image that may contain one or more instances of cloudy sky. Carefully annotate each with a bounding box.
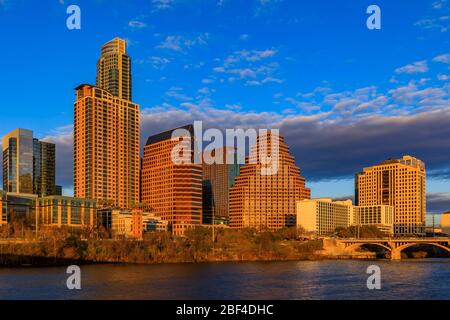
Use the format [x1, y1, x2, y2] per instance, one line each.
[0, 0, 449, 220]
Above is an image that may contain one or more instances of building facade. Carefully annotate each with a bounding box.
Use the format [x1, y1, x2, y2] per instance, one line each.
[356, 155, 426, 235]
[74, 84, 140, 209]
[297, 198, 395, 236]
[34, 141, 57, 196]
[441, 211, 450, 236]
[37, 196, 96, 228]
[96, 37, 132, 101]
[229, 132, 311, 231]
[0, 191, 6, 225]
[202, 147, 240, 225]
[74, 38, 140, 209]
[297, 199, 352, 236]
[141, 125, 203, 228]
[98, 208, 169, 238]
[352, 205, 394, 235]
[2, 129, 56, 196]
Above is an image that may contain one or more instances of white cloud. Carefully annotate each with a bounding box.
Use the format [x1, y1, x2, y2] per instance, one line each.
[415, 16, 449, 32]
[136, 56, 171, 69]
[212, 48, 281, 86]
[202, 78, 215, 84]
[433, 53, 450, 63]
[255, 0, 283, 15]
[224, 49, 277, 66]
[157, 33, 209, 52]
[128, 20, 147, 29]
[153, 0, 174, 10]
[165, 87, 193, 101]
[395, 60, 429, 74]
[432, 0, 447, 9]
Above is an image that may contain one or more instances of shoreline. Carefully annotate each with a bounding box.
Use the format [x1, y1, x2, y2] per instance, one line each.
[0, 253, 381, 268]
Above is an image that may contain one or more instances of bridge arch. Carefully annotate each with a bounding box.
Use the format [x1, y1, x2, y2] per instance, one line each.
[394, 243, 450, 256]
[344, 242, 392, 254]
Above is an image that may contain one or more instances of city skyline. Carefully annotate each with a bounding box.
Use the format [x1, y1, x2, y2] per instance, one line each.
[0, 0, 448, 218]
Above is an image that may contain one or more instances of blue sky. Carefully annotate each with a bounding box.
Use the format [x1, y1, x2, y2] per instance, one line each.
[0, 0, 449, 219]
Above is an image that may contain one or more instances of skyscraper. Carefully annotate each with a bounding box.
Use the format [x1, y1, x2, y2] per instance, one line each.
[355, 155, 426, 235]
[74, 84, 140, 209]
[74, 38, 140, 209]
[96, 37, 132, 101]
[229, 132, 311, 231]
[141, 125, 203, 232]
[202, 147, 240, 225]
[2, 128, 56, 196]
[34, 140, 56, 196]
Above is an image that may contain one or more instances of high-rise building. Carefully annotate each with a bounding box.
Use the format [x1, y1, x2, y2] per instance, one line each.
[34, 140, 56, 196]
[74, 38, 139, 209]
[141, 125, 203, 229]
[202, 147, 240, 225]
[96, 37, 132, 101]
[2, 128, 56, 196]
[73, 84, 140, 209]
[229, 132, 311, 231]
[355, 155, 426, 235]
[3, 129, 34, 194]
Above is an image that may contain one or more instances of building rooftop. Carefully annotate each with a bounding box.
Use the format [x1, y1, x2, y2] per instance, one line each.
[145, 124, 194, 146]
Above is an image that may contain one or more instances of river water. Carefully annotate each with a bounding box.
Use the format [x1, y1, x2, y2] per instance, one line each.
[0, 259, 449, 300]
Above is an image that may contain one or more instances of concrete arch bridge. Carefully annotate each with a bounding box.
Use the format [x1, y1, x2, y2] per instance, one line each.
[336, 238, 450, 260]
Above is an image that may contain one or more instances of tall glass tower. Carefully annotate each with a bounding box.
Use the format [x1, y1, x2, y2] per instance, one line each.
[2, 128, 56, 196]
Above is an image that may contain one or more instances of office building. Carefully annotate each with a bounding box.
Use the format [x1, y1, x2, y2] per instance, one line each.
[297, 199, 353, 236]
[55, 185, 63, 196]
[141, 125, 203, 229]
[2, 129, 56, 196]
[96, 37, 132, 101]
[34, 141, 57, 196]
[442, 211, 450, 236]
[352, 205, 394, 235]
[37, 196, 96, 228]
[74, 84, 140, 209]
[6, 193, 37, 225]
[0, 192, 95, 229]
[356, 155, 426, 235]
[229, 132, 311, 231]
[74, 38, 140, 209]
[98, 208, 169, 238]
[297, 198, 394, 236]
[202, 147, 240, 225]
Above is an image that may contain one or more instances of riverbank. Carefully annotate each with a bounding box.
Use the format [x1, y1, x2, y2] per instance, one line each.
[0, 227, 328, 267]
[2, 226, 446, 267]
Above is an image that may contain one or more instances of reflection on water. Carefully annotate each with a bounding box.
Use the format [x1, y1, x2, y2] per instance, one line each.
[0, 259, 449, 300]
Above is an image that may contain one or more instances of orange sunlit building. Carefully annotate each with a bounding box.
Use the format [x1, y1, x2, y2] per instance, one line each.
[96, 37, 132, 101]
[74, 84, 140, 209]
[0, 190, 6, 225]
[74, 38, 140, 209]
[229, 132, 311, 231]
[141, 125, 203, 231]
[355, 155, 426, 235]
